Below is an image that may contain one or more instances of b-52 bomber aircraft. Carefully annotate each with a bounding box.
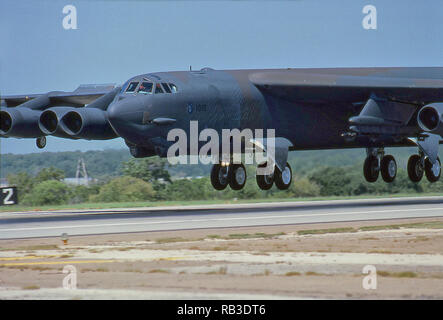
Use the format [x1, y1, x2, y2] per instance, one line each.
[1, 67, 443, 191]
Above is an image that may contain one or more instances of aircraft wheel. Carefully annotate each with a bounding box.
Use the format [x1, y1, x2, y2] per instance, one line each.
[425, 157, 441, 183]
[363, 155, 379, 183]
[275, 162, 293, 190]
[228, 163, 247, 190]
[36, 136, 46, 149]
[407, 154, 424, 183]
[380, 155, 397, 183]
[210, 163, 229, 190]
[256, 162, 274, 190]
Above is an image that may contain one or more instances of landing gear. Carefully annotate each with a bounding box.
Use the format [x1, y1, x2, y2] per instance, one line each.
[425, 157, 441, 183]
[407, 154, 441, 183]
[256, 162, 292, 190]
[380, 155, 397, 183]
[363, 148, 397, 183]
[256, 162, 274, 190]
[407, 133, 441, 183]
[210, 163, 230, 190]
[363, 155, 379, 183]
[407, 154, 424, 182]
[275, 163, 293, 190]
[36, 136, 46, 149]
[211, 162, 247, 191]
[228, 163, 247, 190]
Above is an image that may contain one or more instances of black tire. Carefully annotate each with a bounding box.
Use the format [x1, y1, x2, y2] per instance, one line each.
[363, 155, 379, 183]
[211, 164, 229, 190]
[275, 162, 293, 190]
[228, 163, 247, 190]
[36, 136, 46, 149]
[380, 155, 397, 183]
[425, 157, 441, 183]
[256, 162, 274, 190]
[407, 154, 424, 183]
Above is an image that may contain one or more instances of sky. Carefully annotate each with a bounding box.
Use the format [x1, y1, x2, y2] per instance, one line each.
[0, 0, 442, 154]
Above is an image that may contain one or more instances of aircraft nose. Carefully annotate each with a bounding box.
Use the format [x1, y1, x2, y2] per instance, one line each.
[107, 100, 132, 136]
[107, 101, 124, 123]
[107, 100, 141, 124]
[106, 103, 120, 123]
[107, 99, 148, 142]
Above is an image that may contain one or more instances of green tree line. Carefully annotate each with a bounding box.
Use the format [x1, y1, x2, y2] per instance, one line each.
[4, 155, 443, 206]
[3, 147, 436, 179]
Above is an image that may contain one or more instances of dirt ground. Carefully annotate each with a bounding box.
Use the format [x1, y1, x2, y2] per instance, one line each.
[1, 217, 442, 299]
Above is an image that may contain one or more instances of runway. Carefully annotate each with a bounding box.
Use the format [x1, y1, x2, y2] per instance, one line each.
[1, 196, 443, 240]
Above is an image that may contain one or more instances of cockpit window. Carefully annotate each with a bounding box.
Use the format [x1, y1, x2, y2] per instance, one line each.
[155, 83, 164, 94]
[126, 82, 139, 93]
[138, 82, 153, 94]
[161, 83, 171, 93]
[169, 83, 178, 93]
[120, 80, 130, 94]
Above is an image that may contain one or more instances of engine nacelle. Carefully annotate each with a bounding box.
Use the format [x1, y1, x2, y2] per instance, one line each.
[0, 107, 43, 138]
[417, 103, 443, 136]
[59, 108, 117, 140]
[39, 107, 77, 137]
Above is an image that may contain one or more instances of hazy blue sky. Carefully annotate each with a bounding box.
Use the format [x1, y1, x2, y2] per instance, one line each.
[1, 0, 442, 154]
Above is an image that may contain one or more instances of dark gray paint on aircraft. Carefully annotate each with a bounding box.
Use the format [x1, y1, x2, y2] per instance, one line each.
[1, 67, 443, 189]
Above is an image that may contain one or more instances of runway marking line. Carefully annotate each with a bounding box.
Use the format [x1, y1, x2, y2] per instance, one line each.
[1, 206, 442, 233]
[159, 257, 184, 261]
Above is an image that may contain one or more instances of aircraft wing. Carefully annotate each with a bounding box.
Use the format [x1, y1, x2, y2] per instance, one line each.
[249, 70, 443, 104]
[249, 68, 443, 165]
[1, 84, 117, 108]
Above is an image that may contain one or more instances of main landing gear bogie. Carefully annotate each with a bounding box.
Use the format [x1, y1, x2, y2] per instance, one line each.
[256, 161, 293, 191]
[363, 152, 397, 183]
[363, 149, 441, 184]
[210, 162, 247, 191]
[210, 161, 293, 191]
[407, 154, 441, 183]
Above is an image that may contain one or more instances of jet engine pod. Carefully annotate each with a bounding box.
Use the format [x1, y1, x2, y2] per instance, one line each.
[0, 107, 43, 138]
[59, 107, 118, 140]
[39, 107, 76, 136]
[418, 103, 443, 136]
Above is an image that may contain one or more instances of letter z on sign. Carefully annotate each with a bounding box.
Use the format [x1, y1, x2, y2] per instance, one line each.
[0, 187, 18, 205]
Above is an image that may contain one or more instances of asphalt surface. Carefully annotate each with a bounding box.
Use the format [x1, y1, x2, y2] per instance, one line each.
[1, 197, 443, 240]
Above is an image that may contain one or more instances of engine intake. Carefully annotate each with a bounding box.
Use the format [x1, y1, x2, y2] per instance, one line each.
[417, 103, 443, 136]
[0, 108, 43, 138]
[60, 108, 117, 140]
[38, 107, 76, 136]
